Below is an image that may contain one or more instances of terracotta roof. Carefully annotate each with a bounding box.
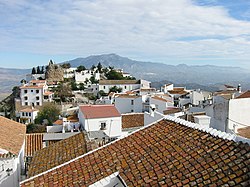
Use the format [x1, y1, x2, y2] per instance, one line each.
[168, 88, 187, 95]
[43, 91, 53, 96]
[79, 105, 121, 119]
[29, 80, 46, 83]
[140, 88, 156, 92]
[152, 96, 172, 102]
[99, 80, 140, 85]
[28, 132, 87, 177]
[163, 107, 182, 115]
[53, 119, 63, 125]
[20, 107, 39, 113]
[236, 90, 250, 99]
[0, 117, 26, 156]
[237, 126, 250, 139]
[21, 118, 250, 186]
[20, 85, 44, 89]
[224, 84, 236, 89]
[122, 113, 144, 129]
[25, 133, 44, 157]
[116, 94, 139, 98]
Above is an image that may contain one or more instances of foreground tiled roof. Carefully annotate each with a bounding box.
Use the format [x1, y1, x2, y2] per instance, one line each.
[25, 133, 44, 157]
[79, 105, 121, 119]
[122, 113, 144, 129]
[99, 80, 140, 85]
[28, 132, 87, 177]
[0, 116, 26, 156]
[236, 90, 250, 99]
[21, 118, 250, 186]
[152, 96, 172, 102]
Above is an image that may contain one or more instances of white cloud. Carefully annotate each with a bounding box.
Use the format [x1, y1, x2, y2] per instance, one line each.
[1, 0, 250, 67]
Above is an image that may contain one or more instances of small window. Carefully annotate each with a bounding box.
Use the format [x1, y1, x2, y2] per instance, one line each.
[96, 88, 98, 90]
[25, 102, 28, 106]
[131, 100, 134, 105]
[131, 109, 134, 112]
[36, 102, 40, 106]
[24, 90, 27, 94]
[36, 90, 39, 94]
[24, 96, 28, 100]
[103, 86, 106, 89]
[31, 90, 33, 92]
[29, 113, 31, 117]
[26, 112, 28, 116]
[100, 122, 106, 130]
[124, 86, 127, 89]
[36, 96, 39, 100]
[44, 96, 48, 99]
[22, 112, 25, 116]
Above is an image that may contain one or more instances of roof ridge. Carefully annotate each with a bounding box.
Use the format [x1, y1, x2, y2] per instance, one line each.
[164, 115, 250, 144]
[20, 117, 164, 184]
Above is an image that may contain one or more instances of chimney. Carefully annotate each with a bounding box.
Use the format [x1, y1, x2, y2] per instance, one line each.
[237, 84, 242, 93]
[149, 104, 156, 117]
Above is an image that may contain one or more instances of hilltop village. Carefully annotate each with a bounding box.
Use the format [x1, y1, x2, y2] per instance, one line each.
[0, 60, 250, 186]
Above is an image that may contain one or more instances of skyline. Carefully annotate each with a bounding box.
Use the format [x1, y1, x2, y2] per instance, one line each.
[1, 0, 250, 69]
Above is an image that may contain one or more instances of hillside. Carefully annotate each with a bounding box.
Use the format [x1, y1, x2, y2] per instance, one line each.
[0, 68, 30, 99]
[63, 53, 250, 85]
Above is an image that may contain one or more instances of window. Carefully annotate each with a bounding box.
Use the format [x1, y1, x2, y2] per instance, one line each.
[25, 102, 28, 106]
[36, 90, 39, 94]
[103, 86, 106, 89]
[100, 122, 106, 130]
[36, 102, 40, 106]
[131, 109, 134, 112]
[36, 96, 39, 100]
[22, 112, 25, 116]
[26, 112, 28, 116]
[124, 86, 127, 89]
[24, 96, 28, 100]
[31, 90, 33, 92]
[24, 90, 27, 94]
[29, 113, 31, 117]
[131, 100, 134, 105]
[44, 96, 48, 99]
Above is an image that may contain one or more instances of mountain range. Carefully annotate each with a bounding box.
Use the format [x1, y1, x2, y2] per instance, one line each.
[1, 53, 250, 99]
[64, 53, 250, 85]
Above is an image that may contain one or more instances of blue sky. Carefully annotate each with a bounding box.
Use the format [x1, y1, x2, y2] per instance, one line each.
[1, 0, 250, 69]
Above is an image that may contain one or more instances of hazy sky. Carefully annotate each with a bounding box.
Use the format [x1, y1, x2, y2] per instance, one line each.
[1, 0, 250, 69]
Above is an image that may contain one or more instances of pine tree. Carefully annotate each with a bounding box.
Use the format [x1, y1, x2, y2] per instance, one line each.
[32, 67, 36, 74]
[37, 66, 41, 74]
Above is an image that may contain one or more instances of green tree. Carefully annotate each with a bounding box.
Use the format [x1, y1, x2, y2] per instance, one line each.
[37, 66, 41, 74]
[55, 82, 73, 102]
[61, 63, 71, 69]
[79, 83, 85, 90]
[32, 67, 36, 74]
[35, 103, 60, 125]
[105, 70, 124, 80]
[71, 81, 78, 91]
[97, 62, 102, 73]
[90, 76, 99, 84]
[109, 86, 122, 93]
[76, 65, 86, 72]
[41, 66, 45, 74]
[91, 65, 96, 70]
[98, 90, 107, 97]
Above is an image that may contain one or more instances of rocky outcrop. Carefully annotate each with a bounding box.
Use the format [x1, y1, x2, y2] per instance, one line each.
[45, 61, 64, 82]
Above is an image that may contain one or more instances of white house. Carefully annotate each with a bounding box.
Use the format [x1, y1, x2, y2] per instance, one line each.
[228, 91, 250, 133]
[97, 79, 151, 94]
[204, 90, 249, 133]
[161, 83, 174, 93]
[75, 69, 100, 84]
[0, 117, 26, 187]
[63, 67, 77, 79]
[78, 105, 122, 138]
[18, 107, 39, 124]
[20, 80, 53, 107]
